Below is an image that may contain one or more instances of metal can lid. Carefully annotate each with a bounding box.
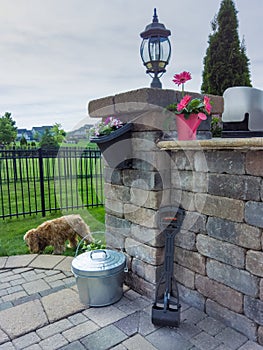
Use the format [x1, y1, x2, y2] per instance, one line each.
[71, 249, 126, 277]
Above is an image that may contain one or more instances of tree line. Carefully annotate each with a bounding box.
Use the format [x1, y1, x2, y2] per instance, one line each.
[0, 112, 66, 148]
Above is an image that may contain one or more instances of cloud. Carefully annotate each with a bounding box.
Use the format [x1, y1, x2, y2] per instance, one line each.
[0, 0, 262, 131]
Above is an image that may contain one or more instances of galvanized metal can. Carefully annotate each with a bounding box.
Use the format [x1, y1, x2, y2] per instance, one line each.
[71, 249, 126, 307]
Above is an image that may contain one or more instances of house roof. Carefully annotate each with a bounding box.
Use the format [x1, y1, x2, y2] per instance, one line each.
[31, 126, 53, 133]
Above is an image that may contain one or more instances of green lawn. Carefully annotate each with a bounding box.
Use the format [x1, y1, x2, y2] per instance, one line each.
[0, 147, 104, 219]
[0, 207, 105, 257]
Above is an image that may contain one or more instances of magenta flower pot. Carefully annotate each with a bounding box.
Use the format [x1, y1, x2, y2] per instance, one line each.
[176, 114, 204, 140]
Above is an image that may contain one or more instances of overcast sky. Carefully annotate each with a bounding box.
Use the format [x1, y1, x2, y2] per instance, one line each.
[0, 0, 262, 131]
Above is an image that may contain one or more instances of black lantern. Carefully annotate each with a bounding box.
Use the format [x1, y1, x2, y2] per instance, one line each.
[140, 8, 171, 88]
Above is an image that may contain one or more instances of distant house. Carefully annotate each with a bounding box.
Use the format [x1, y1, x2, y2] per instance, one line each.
[66, 124, 92, 142]
[31, 126, 53, 139]
[16, 129, 33, 141]
[16, 126, 54, 142]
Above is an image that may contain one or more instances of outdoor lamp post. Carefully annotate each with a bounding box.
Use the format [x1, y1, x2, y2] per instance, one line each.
[140, 8, 171, 89]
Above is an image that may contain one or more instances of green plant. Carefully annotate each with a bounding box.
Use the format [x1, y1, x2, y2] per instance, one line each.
[90, 117, 124, 137]
[80, 238, 106, 252]
[211, 115, 223, 137]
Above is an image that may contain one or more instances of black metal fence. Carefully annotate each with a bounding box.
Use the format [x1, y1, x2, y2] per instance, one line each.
[0, 147, 104, 219]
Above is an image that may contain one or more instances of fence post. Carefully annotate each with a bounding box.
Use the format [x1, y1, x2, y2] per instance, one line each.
[38, 148, 46, 217]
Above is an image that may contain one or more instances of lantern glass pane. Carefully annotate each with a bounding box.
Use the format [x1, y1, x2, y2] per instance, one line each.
[149, 37, 160, 61]
[140, 39, 150, 64]
[159, 37, 171, 62]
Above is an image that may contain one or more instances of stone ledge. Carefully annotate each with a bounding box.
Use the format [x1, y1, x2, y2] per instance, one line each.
[157, 137, 263, 151]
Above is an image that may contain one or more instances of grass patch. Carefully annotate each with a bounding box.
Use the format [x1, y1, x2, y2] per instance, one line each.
[0, 207, 105, 257]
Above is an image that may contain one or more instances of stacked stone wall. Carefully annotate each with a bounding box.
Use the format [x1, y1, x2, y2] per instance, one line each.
[104, 142, 263, 343]
[168, 149, 263, 343]
[89, 88, 262, 344]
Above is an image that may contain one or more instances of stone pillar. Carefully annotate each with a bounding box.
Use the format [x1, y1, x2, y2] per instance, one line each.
[88, 88, 223, 298]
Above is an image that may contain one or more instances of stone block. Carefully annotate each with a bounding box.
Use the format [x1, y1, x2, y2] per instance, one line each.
[130, 224, 164, 247]
[208, 174, 261, 201]
[258, 326, 263, 345]
[123, 169, 167, 191]
[260, 279, 263, 301]
[195, 193, 244, 222]
[171, 189, 196, 211]
[195, 275, 243, 313]
[104, 183, 130, 202]
[246, 250, 263, 277]
[196, 151, 245, 174]
[105, 214, 131, 236]
[105, 198, 124, 218]
[207, 259, 259, 297]
[125, 237, 164, 266]
[194, 151, 209, 172]
[88, 88, 223, 123]
[105, 231, 125, 251]
[182, 211, 207, 233]
[131, 258, 161, 283]
[177, 283, 205, 311]
[105, 218, 129, 250]
[246, 151, 263, 176]
[132, 150, 171, 171]
[174, 229, 196, 250]
[174, 246, 206, 275]
[124, 204, 156, 228]
[0, 300, 48, 339]
[171, 150, 195, 171]
[244, 296, 263, 326]
[196, 234, 245, 268]
[206, 299, 257, 341]
[171, 170, 208, 193]
[129, 188, 163, 210]
[114, 88, 177, 113]
[132, 141, 160, 157]
[88, 95, 115, 117]
[245, 202, 263, 228]
[104, 167, 123, 185]
[125, 271, 155, 300]
[81, 325, 127, 350]
[207, 217, 261, 250]
[174, 263, 195, 289]
[41, 289, 85, 323]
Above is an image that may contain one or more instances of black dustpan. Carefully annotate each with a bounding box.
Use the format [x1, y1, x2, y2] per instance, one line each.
[151, 206, 185, 327]
[152, 285, 181, 327]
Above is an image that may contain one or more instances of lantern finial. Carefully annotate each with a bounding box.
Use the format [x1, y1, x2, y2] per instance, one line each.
[153, 8, 158, 23]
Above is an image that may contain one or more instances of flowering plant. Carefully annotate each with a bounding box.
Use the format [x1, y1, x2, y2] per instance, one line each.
[167, 71, 212, 120]
[90, 116, 124, 137]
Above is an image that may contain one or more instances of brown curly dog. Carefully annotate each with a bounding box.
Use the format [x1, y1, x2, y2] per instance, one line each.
[24, 214, 93, 254]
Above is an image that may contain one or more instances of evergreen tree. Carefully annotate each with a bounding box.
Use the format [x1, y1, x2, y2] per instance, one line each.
[201, 0, 252, 95]
[0, 112, 17, 145]
[20, 135, 28, 148]
[39, 128, 59, 148]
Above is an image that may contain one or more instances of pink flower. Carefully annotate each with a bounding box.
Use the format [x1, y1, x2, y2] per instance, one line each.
[104, 116, 111, 125]
[198, 112, 207, 120]
[204, 96, 212, 114]
[177, 95, 191, 111]
[173, 71, 192, 86]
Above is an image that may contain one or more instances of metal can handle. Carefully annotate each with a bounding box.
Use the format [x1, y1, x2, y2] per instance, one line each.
[74, 231, 105, 257]
[90, 249, 108, 260]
